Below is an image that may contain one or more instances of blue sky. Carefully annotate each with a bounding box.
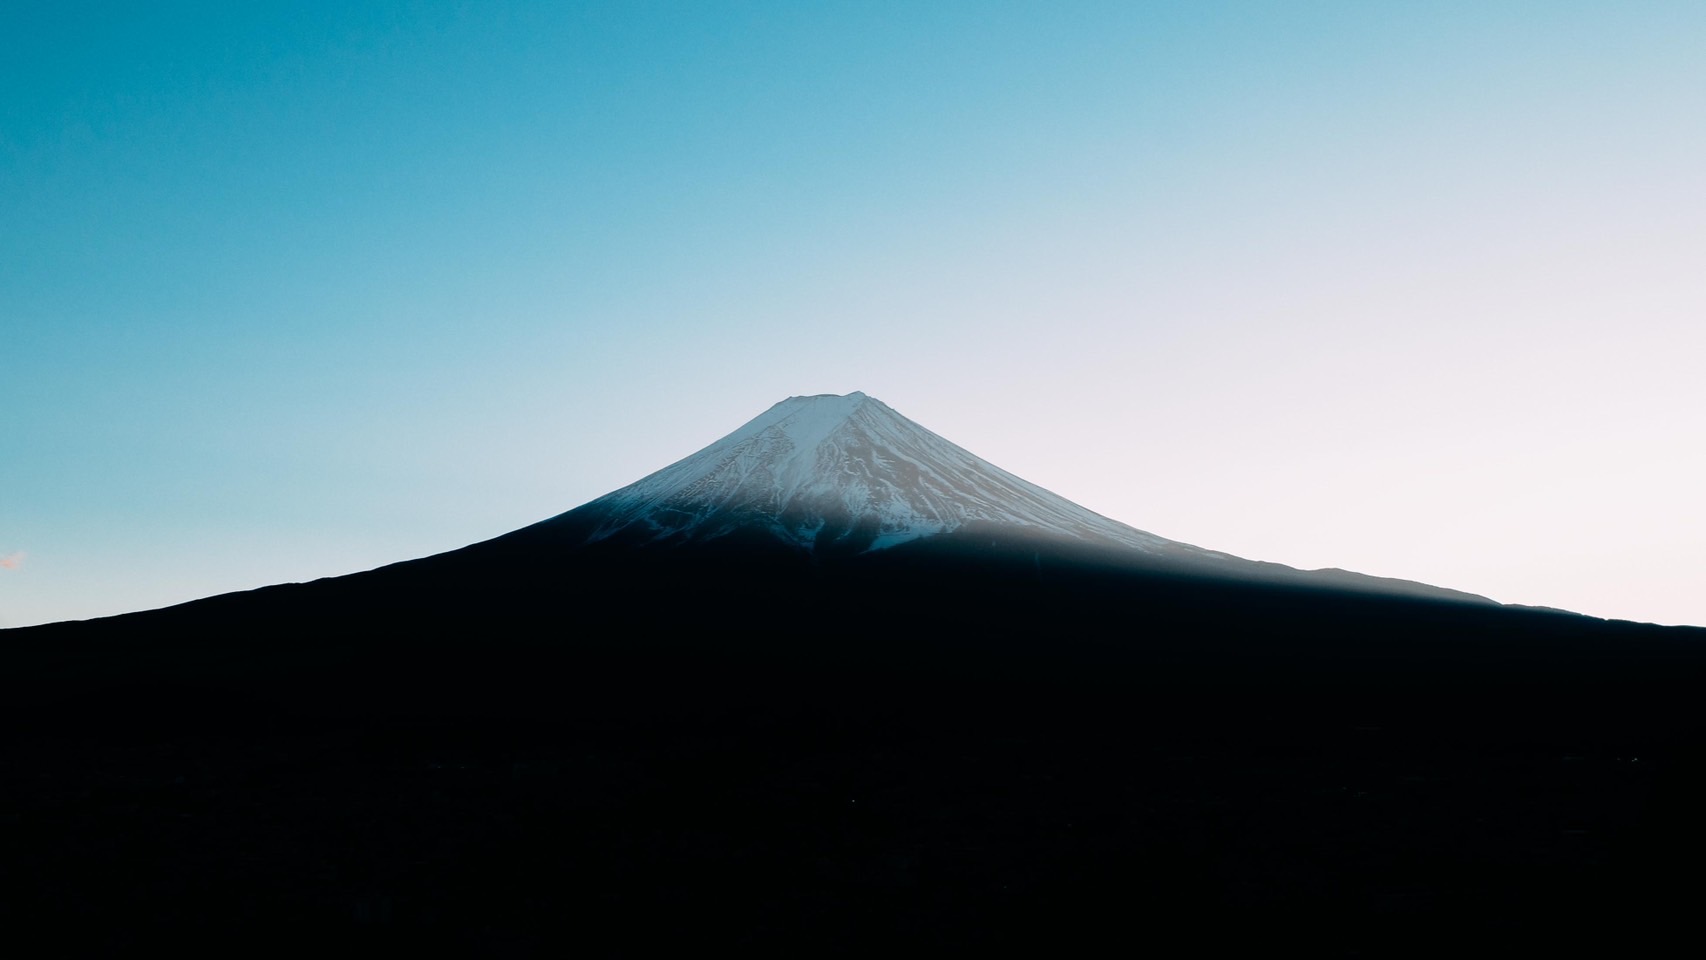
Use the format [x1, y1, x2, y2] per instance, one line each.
[6, 1, 1704, 627]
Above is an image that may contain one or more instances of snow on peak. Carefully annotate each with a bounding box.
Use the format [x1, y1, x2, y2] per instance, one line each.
[571, 391, 1188, 555]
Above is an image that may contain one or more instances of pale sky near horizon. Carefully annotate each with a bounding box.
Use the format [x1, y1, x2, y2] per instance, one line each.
[5, 2, 1704, 628]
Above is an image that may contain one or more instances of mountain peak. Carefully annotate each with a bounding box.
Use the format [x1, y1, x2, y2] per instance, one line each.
[448, 392, 1498, 605]
[787, 390, 867, 401]
[746, 391, 877, 462]
[555, 391, 1182, 555]
[504, 392, 1496, 605]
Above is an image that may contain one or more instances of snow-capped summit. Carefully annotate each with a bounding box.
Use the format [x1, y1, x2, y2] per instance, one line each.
[508, 391, 1496, 604]
[552, 391, 1219, 557]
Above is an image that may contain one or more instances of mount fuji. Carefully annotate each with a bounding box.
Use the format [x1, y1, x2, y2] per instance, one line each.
[10, 390, 1706, 958]
[485, 391, 1492, 605]
[563, 391, 1180, 553]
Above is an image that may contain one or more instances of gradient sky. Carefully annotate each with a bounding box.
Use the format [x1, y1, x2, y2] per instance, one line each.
[5, 1, 1704, 628]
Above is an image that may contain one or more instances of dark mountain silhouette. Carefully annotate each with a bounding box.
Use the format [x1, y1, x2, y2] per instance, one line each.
[5, 392, 1705, 957]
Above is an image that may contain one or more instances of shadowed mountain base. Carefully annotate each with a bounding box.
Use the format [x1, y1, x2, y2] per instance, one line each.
[5, 534, 1706, 956]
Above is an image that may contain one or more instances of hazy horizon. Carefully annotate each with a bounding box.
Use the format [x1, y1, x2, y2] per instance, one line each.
[6, 2, 1703, 628]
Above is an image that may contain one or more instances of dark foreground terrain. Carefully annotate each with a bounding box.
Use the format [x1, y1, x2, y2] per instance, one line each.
[5, 534, 1706, 956]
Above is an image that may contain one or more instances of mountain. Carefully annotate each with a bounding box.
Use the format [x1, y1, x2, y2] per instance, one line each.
[6, 391, 1706, 957]
[494, 390, 1494, 605]
[547, 390, 1191, 554]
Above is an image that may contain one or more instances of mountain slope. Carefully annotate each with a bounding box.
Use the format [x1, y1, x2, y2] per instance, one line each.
[543, 391, 1189, 553]
[504, 391, 1494, 605]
